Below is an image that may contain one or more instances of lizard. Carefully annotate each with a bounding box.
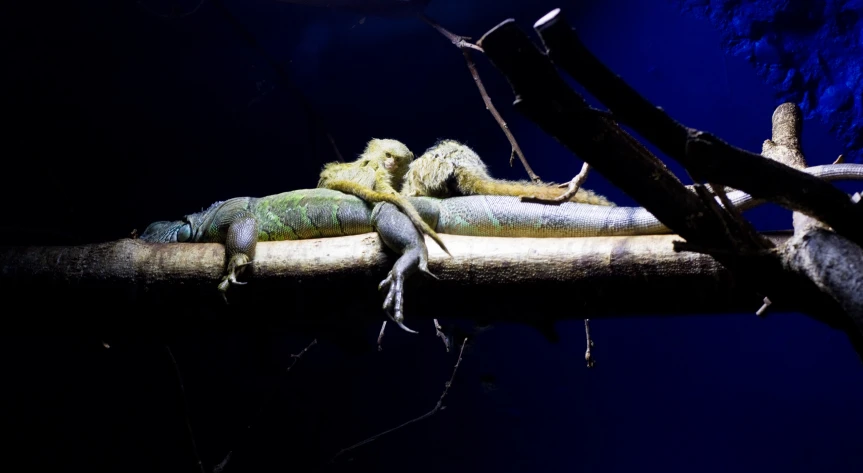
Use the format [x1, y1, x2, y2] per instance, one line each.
[137, 162, 863, 333]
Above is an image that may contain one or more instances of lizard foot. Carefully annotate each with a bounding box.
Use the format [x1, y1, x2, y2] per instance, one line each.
[378, 271, 418, 334]
[217, 254, 253, 304]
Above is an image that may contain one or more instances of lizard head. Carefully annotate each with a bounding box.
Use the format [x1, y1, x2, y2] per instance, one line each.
[139, 220, 192, 243]
[363, 138, 414, 187]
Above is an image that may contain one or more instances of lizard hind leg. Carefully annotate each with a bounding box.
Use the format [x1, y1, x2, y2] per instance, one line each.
[217, 211, 259, 303]
[372, 201, 441, 334]
[323, 179, 451, 256]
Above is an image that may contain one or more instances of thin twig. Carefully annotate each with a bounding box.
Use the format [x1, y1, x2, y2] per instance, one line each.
[286, 338, 318, 372]
[165, 345, 206, 473]
[584, 319, 595, 368]
[213, 338, 318, 473]
[326, 132, 345, 163]
[377, 321, 387, 351]
[419, 13, 540, 182]
[755, 296, 772, 317]
[706, 181, 770, 251]
[462, 47, 538, 181]
[332, 337, 469, 463]
[433, 319, 451, 352]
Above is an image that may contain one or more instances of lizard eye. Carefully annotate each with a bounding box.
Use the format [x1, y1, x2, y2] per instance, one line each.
[175, 223, 192, 242]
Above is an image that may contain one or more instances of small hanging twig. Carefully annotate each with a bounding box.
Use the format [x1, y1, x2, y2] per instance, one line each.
[584, 320, 595, 368]
[165, 345, 206, 473]
[332, 337, 469, 463]
[286, 338, 318, 372]
[213, 338, 318, 473]
[378, 318, 450, 352]
[377, 321, 387, 351]
[756, 297, 772, 317]
[419, 14, 540, 183]
[433, 319, 451, 352]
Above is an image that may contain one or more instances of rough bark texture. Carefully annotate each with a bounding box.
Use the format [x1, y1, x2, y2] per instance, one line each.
[0, 234, 775, 330]
[477, 9, 863, 362]
[766, 101, 863, 352]
[476, 19, 734, 249]
[528, 9, 863, 248]
[783, 230, 863, 333]
[3, 8, 860, 365]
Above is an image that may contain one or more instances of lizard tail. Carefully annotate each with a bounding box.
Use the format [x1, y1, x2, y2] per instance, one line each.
[463, 177, 615, 206]
[323, 180, 451, 255]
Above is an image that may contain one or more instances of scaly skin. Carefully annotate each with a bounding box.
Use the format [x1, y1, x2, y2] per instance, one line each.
[138, 163, 863, 331]
[139, 189, 429, 332]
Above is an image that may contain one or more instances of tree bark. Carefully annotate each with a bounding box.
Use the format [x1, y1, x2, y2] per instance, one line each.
[0, 234, 775, 330]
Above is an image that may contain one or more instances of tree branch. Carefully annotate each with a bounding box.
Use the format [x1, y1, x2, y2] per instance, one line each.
[530, 9, 863, 247]
[476, 20, 735, 249]
[419, 13, 540, 182]
[0, 234, 782, 326]
[475, 10, 863, 363]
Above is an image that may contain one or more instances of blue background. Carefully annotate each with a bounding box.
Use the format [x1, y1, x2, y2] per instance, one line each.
[3, 0, 862, 472]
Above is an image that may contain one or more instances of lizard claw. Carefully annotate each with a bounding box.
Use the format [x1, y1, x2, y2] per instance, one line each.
[219, 272, 244, 289]
[376, 248, 439, 335]
[390, 315, 418, 334]
[218, 279, 231, 304]
[217, 255, 252, 303]
[378, 272, 418, 334]
[377, 274, 392, 292]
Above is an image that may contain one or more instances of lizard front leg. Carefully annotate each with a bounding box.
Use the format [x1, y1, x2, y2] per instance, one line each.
[371, 202, 438, 333]
[216, 210, 258, 302]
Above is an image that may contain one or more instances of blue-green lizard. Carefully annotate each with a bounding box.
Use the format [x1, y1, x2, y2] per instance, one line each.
[138, 162, 863, 332]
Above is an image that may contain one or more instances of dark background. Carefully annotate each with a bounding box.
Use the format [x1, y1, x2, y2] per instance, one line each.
[3, 0, 862, 472]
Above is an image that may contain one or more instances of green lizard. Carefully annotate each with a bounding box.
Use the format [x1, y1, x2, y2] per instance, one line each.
[138, 163, 863, 333]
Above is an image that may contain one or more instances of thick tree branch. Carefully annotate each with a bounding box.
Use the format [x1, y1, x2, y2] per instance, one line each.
[475, 10, 863, 362]
[530, 9, 863, 247]
[763, 102, 863, 357]
[476, 20, 734, 249]
[0, 234, 781, 327]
